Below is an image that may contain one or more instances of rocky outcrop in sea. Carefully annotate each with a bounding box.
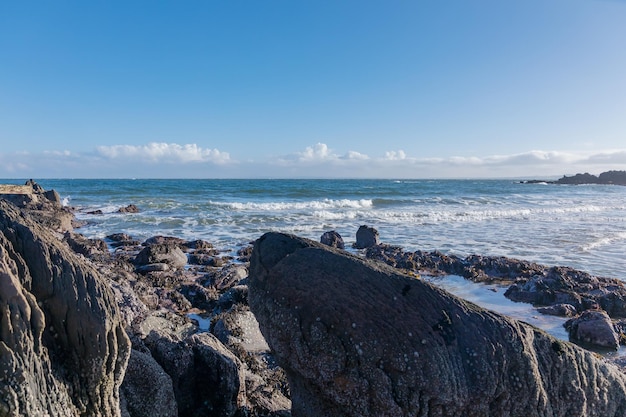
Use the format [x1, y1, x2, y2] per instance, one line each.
[522, 170, 626, 185]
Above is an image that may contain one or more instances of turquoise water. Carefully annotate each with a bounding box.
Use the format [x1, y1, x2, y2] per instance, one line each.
[10, 178, 626, 280]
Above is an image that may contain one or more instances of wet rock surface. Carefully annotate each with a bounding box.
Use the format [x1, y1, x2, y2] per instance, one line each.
[366, 243, 626, 318]
[250, 232, 626, 417]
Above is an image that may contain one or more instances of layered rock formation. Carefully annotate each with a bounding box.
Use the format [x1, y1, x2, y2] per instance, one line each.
[0, 199, 130, 416]
[249, 232, 626, 417]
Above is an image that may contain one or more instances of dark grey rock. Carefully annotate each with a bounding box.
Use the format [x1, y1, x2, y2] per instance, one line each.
[320, 230, 344, 249]
[249, 232, 626, 417]
[144, 331, 247, 417]
[354, 225, 379, 249]
[121, 349, 178, 417]
[134, 243, 187, 270]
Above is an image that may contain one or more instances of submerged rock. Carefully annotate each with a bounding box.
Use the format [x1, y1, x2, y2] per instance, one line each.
[249, 232, 626, 417]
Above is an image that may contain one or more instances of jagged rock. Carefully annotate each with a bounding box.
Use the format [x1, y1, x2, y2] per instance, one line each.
[504, 267, 626, 317]
[0, 200, 130, 416]
[320, 230, 344, 249]
[120, 349, 178, 417]
[178, 282, 219, 310]
[217, 285, 249, 311]
[0, 181, 75, 233]
[109, 278, 150, 329]
[353, 225, 379, 249]
[63, 230, 109, 260]
[210, 264, 248, 291]
[188, 248, 220, 266]
[249, 232, 626, 417]
[237, 244, 254, 262]
[118, 204, 140, 213]
[565, 310, 620, 350]
[599, 170, 626, 185]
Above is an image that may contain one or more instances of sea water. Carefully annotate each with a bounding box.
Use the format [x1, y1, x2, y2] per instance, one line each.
[7, 178, 626, 344]
[26, 178, 625, 279]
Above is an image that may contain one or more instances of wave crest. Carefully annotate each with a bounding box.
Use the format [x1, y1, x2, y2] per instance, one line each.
[209, 198, 374, 211]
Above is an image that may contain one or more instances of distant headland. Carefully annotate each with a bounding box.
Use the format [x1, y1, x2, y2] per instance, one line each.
[522, 170, 626, 186]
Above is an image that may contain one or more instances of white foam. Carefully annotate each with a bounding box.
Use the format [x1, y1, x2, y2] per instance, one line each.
[210, 198, 374, 211]
[581, 232, 626, 251]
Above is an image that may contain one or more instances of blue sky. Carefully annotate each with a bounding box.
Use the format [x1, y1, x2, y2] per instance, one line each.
[1, 1, 625, 178]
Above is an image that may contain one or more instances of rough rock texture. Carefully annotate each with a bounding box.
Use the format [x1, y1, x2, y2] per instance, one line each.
[0, 200, 131, 416]
[213, 306, 270, 354]
[0, 180, 75, 233]
[249, 232, 626, 417]
[366, 244, 626, 319]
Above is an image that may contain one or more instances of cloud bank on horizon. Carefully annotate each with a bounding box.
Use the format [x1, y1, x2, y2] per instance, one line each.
[1, 142, 625, 179]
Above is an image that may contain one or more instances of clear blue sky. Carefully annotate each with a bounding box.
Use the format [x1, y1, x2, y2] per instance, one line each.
[1, 0, 625, 178]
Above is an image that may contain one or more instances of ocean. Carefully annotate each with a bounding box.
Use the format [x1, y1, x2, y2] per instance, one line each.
[14, 177, 625, 280]
[5, 177, 626, 347]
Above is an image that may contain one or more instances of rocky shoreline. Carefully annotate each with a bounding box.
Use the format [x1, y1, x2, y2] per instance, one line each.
[3, 181, 626, 416]
[522, 170, 626, 185]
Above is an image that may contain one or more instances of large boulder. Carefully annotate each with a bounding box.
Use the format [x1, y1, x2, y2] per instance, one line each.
[249, 232, 626, 417]
[0, 200, 131, 416]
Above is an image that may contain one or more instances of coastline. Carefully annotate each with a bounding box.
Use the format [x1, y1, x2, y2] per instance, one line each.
[3, 180, 626, 415]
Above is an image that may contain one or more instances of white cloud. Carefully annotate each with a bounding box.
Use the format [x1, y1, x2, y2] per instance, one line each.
[384, 150, 407, 160]
[43, 150, 72, 156]
[295, 143, 335, 161]
[344, 151, 369, 160]
[96, 142, 231, 164]
[1, 143, 626, 179]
